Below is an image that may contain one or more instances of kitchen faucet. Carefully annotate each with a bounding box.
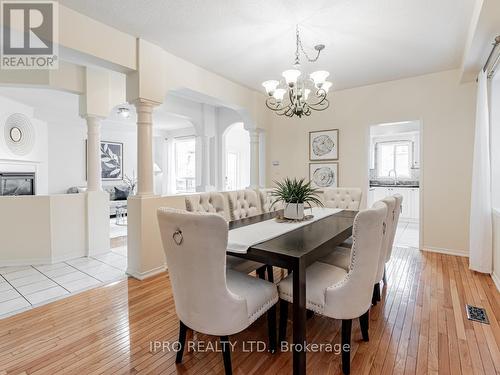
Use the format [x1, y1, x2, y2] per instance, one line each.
[388, 169, 398, 185]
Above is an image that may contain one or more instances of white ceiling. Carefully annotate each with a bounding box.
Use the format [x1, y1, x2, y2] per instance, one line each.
[59, 0, 476, 91]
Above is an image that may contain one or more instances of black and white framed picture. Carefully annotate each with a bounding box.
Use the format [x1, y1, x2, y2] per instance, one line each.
[309, 162, 338, 189]
[100, 141, 123, 180]
[309, 129, 339, 161]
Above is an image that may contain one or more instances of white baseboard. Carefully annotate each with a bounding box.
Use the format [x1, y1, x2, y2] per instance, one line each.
[0, 250, 108, 267]
[0, 257, 53, 266]
[126, 264, 167, 280]
[422, 246, 469, 257]
[52, 251, 87, 263]
[492, 272, 500, 293]
[87, 248, 113, 257]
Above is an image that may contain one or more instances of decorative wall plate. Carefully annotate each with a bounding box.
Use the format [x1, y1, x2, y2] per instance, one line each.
[3, 113, 35, 156]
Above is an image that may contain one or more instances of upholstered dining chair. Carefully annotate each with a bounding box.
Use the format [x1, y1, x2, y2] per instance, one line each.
[227, 189, 260, 220]
[185, 192, 267, 277]
[277, 202, 387, 375]
[157, 208, 279, 375]
[185, 192, 227, 219]
[226, 189, 275, 281]
[385, 194, 403, 264]
[372, 196, 396, 304]
[258, 188, 283, 212]
[321, 188, 363, 250]
[319, 197, 395, 306]
[322, 188, 363, 210]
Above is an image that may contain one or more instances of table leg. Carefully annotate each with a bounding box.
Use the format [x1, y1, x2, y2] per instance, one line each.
[292, 258, 306, 375]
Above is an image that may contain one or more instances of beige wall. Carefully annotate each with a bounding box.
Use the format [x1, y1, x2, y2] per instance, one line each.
[266, 69, 476, 255]
[0, 193, 109, 265]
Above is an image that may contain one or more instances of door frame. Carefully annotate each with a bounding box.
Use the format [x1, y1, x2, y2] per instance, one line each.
[366, 120, 423, 250]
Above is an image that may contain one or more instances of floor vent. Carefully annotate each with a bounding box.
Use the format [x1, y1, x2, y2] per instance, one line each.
[466, 304, 489, 324]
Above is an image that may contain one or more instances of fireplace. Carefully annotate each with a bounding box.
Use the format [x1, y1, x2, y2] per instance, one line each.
[0, 173, 35, 196]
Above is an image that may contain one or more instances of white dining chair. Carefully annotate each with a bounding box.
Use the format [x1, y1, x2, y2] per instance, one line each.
[372, 196, 396, 304]
[322, 188, 363, 210]
[277, 202, 387, 375]
[385, 194, 403, 264]
[157, 208, 279, 375]
[321, 187, 362, 250]
[185, 192, 227, 218]
[227, 189, 276, 280]
[319, 196, 395, 306]
[185, 192, 268, 278]
[258, 188, 283, 212]
[227, 189, 260, 220]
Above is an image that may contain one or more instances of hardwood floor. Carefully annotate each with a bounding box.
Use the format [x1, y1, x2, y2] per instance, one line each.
[1, 247, 499, 374]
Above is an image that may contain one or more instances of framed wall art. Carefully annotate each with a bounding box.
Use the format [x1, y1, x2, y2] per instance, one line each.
[309, 129, 339, 161]
[309, 162, 338, 189]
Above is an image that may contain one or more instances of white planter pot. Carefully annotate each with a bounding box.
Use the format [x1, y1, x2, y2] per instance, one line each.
[284, 203, 304, 220]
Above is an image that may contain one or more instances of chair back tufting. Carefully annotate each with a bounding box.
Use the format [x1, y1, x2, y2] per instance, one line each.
[185, 192, 227, 220]
[323, 188, 362, 210]
[227, 189, 260, 220]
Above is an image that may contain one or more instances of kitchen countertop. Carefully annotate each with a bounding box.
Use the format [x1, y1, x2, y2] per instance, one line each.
[370, 184, 419, 188]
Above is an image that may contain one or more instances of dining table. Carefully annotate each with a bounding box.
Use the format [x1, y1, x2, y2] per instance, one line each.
[227, 208, 357, 375]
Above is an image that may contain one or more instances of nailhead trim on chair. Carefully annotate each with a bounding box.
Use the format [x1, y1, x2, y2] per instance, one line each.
[248, 295, 279, 324]
[279, 289, 325, 314]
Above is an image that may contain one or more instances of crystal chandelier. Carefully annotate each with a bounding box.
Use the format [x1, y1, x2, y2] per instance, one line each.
[262, 26, 331, 118]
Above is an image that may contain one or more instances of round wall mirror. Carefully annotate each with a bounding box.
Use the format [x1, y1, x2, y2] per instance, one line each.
[9, 127, 22, 143]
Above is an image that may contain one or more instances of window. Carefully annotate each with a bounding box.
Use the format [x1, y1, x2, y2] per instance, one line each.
[376, 141, 411, 178]
[174, 137, 195, 194]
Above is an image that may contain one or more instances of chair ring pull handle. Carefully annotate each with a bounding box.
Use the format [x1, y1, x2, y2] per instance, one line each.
[173, 229, 183, 245]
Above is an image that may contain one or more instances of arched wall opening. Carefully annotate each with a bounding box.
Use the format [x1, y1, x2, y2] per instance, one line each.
[222, 122, 250, 191]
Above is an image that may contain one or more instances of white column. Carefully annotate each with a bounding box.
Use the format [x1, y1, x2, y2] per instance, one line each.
[196, 134, 213, 192]
[249, 128, 260, 189]
[135, 100, 155, 196]
[86, 116, 102, 192]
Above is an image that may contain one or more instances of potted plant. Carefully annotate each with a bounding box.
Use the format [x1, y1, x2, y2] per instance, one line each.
[271, 177, 323, 220]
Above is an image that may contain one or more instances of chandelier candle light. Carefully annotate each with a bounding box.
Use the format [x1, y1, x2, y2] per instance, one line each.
[262, 26, 332, 118]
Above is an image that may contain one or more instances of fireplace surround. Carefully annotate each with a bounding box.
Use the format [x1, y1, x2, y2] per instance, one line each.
[0, 173, 35, 196]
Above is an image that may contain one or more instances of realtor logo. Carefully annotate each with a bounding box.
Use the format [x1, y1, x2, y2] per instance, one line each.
[1, 1, 58, 69]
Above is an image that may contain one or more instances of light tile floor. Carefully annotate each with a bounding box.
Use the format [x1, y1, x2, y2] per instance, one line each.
[0, 246, 127, 319]
[395, 221, 420, 248]
[110, 218, 127, 238]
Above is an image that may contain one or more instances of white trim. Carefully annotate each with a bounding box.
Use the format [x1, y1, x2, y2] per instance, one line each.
[422, 246, 469, 257]
[492, 272, 500, 293]
[126, 264, 167, 280]
[51, 251, 88, 263]
[0, 251, 107, 266]
[493, 207, 500, 217]
[0, 257, 53, 266]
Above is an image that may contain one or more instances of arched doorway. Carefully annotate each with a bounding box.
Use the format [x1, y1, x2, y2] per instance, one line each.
[222, 123, 250, 190]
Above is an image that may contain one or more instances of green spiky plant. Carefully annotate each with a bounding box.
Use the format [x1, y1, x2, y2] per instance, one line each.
[270, 177, 324, 211]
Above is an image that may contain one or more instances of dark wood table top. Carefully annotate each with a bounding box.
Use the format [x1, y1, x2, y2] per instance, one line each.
[228, 209, 357, 263]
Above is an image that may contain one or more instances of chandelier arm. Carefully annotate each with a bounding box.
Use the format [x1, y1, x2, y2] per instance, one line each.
[305, 91, 328, 107]
[307, 99, 330, 112]
[266, 97, 294, 116]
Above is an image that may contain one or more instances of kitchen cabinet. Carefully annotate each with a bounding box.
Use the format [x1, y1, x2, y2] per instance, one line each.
[368, 187, 419, 222]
